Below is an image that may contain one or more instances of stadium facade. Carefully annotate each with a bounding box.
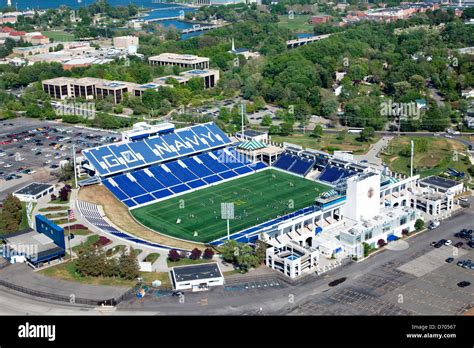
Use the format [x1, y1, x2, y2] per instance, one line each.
[79, 122, 465, 279]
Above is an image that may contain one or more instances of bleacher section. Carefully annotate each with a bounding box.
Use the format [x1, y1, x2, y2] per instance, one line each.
[318, 165, 356, 185]
[273, 152, 316, 176]
[77, 200, 187, 251]
[82, 122, 231, 177]
[102, 148, 267, 208]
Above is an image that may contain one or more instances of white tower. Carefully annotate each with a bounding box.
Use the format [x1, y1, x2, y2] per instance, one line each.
[7, 0, 12, 7]
[231, 38, 235, 52]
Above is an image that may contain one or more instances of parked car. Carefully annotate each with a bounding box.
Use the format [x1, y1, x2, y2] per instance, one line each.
[454, 242, 463, 248]
[445, 257, 454, 263]
[428, 220, 440, 230]
[457, 281, 471, 288]
[444, 240, 452, 246]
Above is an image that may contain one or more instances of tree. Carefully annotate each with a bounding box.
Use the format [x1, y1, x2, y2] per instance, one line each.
[255, 238, 267, 264]
[362, 242, 370, 257]
[414, 219, 424, 231]
[377, 239, 386, 248]
[279, 122, 294, 136]
[189, 248, 202, 260]
[310, 124, 323, 139]
[358, 127, 375, 142]
[220, 240, 240, 263]
[261, 114, 272, 127]
[168, 249, 181, 262]
[119, 248, 140, 280]
[0, 194, 22, 233]
[202, 248, 214, 260]
[75, 244, 107, 277]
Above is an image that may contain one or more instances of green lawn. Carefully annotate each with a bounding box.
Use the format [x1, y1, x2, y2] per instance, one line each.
[167, 258, 215, 268]
[145, 253, 160, 263]
[277, 14, 313, 32]
[381, 136, 470, 177]
[43, 30, 76, 42]
[131, 169, 329, 243]
[72, 234, 99, 253]
[272, 133, 379, 154]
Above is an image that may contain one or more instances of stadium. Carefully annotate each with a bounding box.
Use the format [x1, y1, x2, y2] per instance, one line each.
[78, 121, 464, 278]
[79, 122, 331, 245]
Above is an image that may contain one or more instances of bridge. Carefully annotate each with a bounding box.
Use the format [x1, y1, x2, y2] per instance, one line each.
[181, 23, 224, 34]
[144, 16, 182, 23]
[287, 34, 332, 48]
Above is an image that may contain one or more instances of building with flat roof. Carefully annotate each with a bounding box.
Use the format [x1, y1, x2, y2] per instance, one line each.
[171, 262, 224, 291]
[0, 215, 65, 268]
[148, 53, 210, 69]
[113, 35, 139, 53]
[180, 69, 220, 88]
[13, 183, 54, 202]
[95, 80, 139, 104]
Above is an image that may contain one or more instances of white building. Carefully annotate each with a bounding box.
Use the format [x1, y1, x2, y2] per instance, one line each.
[113, 35, 139, 54]
[171, 263, 224, 291]
[148, 53, 209, 69]
[13, 183, 54, 202]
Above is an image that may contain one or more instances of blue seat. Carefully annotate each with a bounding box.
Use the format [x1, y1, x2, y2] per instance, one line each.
[131, 171, 164, 192]
[219, 170, 238, 180]
[102, 180, 129, 200]
[113, 175, 147, 197]
[234, 166, 253, 175]
[152, 189, 173, 200]
[166, 161, 198, 182]
[274, 153, 296, 170]
[149, 166, 182, 187]
[128, 140, 161, 163]
[203, 175, 222, 184]
[198, 153, 228, 173]
[134, 194, 155, 205]
[252, 162, 267, 171]
[123, 199, 136, 207]
[170, 184, 190, 194]
[187, 179, 207, 189]
[289, 158, 314, 176]
[182, 157, 214, 177]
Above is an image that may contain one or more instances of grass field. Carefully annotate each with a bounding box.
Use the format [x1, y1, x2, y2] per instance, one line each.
[272, 133, 379, 154]
[277, 15, 313, 32]
[43, 30, 76, 42]
[131, 169, 329, 243]
[381, 136, 470, 177]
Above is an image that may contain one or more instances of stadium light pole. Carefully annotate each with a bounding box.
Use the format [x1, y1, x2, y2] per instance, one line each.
[241, 102, 245, 141]
[72, 144, 78, 189]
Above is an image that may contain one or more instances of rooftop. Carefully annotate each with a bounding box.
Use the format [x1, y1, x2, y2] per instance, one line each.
[420, 176, 461, 190]
[14, 182, 53, 196]
[172, 262, 222, 282]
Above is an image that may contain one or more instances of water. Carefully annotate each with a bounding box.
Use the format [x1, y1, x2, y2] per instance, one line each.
[1, 0, 206, 39]
[1, 0, 184, 10]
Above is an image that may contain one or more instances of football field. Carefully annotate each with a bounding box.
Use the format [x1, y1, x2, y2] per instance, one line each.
[131, 169, 330, 243]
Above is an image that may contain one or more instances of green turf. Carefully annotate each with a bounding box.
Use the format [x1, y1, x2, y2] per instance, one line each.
[131, 169, 330, 243]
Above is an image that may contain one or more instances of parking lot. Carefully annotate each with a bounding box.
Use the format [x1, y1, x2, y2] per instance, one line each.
[0, 118, 117, 189]
[287, 226, 474, 316]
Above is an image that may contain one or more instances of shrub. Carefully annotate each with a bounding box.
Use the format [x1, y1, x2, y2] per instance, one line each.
[168, 249, 181, 262]
[203, 248, 214, 259]
[189, 248, 202, 260]
[377, 239, 386, 248]
[94, 236, 111, 247]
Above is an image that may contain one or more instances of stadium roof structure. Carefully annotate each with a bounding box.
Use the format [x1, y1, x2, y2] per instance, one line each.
[237, 140, 267, 151]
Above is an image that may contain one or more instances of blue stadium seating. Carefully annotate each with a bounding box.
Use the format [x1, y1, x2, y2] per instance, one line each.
[83, 122, 232, 176]
[289, 158, 314, 176]
[165, 161, 198, 182]
[318, 166, 356, 184]
[197, 153, 229, 173]
[274, 153, 296, 170]
[148, 166, 181, 187]
[101, 142, 268, 208]
[273, 152, 315, 176]
[181, 157, 214, 177]
[131, 171, 164, 192]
